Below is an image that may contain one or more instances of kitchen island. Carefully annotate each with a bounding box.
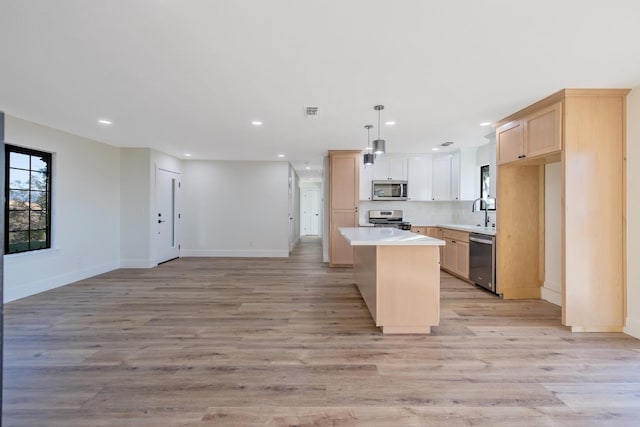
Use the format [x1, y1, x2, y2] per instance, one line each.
[339, 227, 445, 334]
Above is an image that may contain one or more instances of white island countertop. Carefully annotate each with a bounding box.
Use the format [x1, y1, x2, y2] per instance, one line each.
[339, 227, 445, 246]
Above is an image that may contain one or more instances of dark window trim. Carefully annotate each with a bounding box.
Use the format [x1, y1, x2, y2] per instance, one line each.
[5, 144, 53, 254]
[480, 164, 496, 211]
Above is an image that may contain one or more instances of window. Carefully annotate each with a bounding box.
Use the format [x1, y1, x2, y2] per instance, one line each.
[480, 164, 496, 210]
[5, 144, 52, 254]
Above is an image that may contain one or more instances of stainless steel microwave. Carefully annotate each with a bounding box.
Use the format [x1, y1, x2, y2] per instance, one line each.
[372, 180, 408, 201]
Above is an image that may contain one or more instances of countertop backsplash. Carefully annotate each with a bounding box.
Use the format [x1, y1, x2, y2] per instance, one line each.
[359, 200, 497, 228]
[452, 200, 497, 227]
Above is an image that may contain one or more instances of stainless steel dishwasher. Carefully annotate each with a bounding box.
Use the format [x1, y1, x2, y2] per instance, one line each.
[468, 233, 496, 294]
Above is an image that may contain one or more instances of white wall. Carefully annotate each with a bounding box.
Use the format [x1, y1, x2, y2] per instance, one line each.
[543, 162, 562, 306]
[180, 160, 290, 257]
[119, 148, 184, 267]
[288, 165, 300, 251]
[4, 116, 120, 302]
[626, 86, 640, 339]
[120, 148, 152, 267]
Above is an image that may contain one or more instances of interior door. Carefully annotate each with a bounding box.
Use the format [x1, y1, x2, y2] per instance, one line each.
[155, 168, 180, 264]
[301, 188, 320, 235]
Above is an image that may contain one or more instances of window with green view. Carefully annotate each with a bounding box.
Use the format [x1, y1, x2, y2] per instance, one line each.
[5, 144, 52, 254]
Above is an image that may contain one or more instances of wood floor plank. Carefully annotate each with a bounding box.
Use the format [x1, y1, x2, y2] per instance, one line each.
[2, 236, 640, 426]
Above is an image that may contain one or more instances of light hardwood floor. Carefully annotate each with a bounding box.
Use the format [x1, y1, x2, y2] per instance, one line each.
[3, 237, 640, 426]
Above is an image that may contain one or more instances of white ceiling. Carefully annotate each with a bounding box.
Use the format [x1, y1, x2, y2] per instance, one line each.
[2, 1, 640, 181]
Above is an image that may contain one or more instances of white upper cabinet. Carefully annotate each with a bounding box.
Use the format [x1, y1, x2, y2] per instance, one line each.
[451, 151, 461, 200]
[359, 150, 477, 202]
[360, 160, 373, 200]
[457, 147, 478, 201]
[407, 156, 432, 201]
[431, 154, 453, 200]
[431, 148, 478, 201]
[372, 156, 407, 181]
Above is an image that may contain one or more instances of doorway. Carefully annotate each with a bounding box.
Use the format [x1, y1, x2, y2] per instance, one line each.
[301, 188, 320, 236]
[155, 168, 180, 264]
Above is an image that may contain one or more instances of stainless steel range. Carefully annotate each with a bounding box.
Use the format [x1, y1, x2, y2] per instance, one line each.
[368, 210, 412, 230]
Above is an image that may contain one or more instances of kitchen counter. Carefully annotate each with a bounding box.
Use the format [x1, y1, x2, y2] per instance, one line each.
[339, 226, 443, 334]
[410, 224, 496, 236]
[340, 227, 445, 246]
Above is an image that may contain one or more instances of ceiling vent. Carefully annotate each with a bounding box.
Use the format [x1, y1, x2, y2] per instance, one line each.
[304, 106, 319, 118]
[440, 141, 454, 147]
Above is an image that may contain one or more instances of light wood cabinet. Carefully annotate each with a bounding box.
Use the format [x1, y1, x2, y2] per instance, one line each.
[442, 238, 457, 272]
[440, 228, 469, 279]
[495, 89, 629, 332]
[497, 102, 562, 165]
[412, 226, 440, 238]
[360, 161, 373, 200]
[411, 226, 427, 235]
[496, 120, 524, 165]
[456, 241, 469, 278]
[525, 102, 562, 158]
[353, 244, 441, 334]
[329, 150, 360, 266]
[425, 227, 439, 239]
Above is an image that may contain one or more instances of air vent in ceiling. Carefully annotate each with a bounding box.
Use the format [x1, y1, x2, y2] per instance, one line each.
[304, 106, 319, 118]
[440, 141, 454, 147]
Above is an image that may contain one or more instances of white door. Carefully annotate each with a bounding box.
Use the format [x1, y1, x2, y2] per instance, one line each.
[301, 188, 320, 235]
[155, 168, 180, 264]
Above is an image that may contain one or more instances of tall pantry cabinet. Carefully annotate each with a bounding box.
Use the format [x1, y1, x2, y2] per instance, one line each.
[328, 150, 360, 267]
[495, 89, 629, 332]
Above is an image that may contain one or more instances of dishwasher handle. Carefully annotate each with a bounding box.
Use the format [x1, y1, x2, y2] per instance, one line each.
[469, 235, 494, 245]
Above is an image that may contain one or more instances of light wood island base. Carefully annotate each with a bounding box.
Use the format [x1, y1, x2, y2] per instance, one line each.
[352, 241, 441, 334]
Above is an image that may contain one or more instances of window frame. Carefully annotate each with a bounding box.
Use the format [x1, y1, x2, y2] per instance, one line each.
[480, 164, 496, 210]
[4, 144, 53, 254]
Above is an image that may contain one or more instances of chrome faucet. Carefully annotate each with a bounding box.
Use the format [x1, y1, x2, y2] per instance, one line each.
[472, 197, 491, 227]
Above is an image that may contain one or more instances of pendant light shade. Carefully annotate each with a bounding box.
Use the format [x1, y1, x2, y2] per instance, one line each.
[373, 139, 386, 155]
[363, 124, 375, 166]
[373, 105, 386, 155]
[363, 152, 375, 165]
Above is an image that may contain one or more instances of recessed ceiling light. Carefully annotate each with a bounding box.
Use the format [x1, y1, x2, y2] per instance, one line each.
[277, 154, 285, 158]
[251, 121, 263, 126]
[305, 166, 311, 170]
[385, 121, 396, 126]
[98, 119, 112, 125]
[480, 122, 492, 126]
[432, 147, 440, 151]
[184, 153, 192, 157]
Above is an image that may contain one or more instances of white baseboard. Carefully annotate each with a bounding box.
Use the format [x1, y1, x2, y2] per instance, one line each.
[4, 261, 120, 303]
[181, 249, 289, 258]
[624, 316, 640, 339]
[120, 259, 157, 268]
[541, 285, 562, 306]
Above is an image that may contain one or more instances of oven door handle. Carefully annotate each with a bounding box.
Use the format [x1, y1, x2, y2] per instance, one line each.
[469, 236, 493, 244]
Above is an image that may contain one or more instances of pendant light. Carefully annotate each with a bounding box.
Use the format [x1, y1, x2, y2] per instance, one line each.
[373, 105, 386, 155]
[363, 125, 375, 166]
